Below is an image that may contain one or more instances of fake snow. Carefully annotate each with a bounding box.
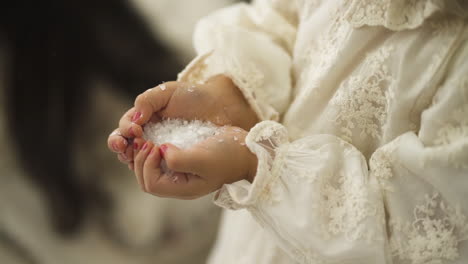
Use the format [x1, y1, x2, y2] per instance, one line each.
[142, 119, 220, 176]
[143, 119, 220, 150]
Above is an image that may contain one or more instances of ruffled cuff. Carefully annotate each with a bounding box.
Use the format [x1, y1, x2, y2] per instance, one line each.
[213, 121, 290, 209]
[345, 0, 468, 31]
[178, 51, 279, 121]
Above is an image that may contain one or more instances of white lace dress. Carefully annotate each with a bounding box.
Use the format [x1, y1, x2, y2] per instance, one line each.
[178, 0, 468, 263]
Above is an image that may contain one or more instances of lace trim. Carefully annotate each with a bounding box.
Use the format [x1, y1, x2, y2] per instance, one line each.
[300, 4, 349, 90]
[213, 121, 289, 209]
[389, 192, 468, 264]
[177, 52, 211, 84]
[214, 186, 245, 210]
[282, 142, 326, 185]
[331, 45, 395, 144]
[178, 51, 273, 121]
[319, 168, 377, 241]
[369, 138, 399, 192]
[246, 122, 289, 205]
[219, 56, 269, 119]
[345, 0, 465, 31]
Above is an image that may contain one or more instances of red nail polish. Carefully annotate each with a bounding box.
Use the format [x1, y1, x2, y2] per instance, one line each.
[133, 142, 139, 150]
[129, 127, 135, 137]
[142, 142, 149, 151]
[159, 144, 168, 158]
[132, 112, 142, 122]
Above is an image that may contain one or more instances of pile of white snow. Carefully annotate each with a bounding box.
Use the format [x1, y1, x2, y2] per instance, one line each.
[142, 119, 220, 175]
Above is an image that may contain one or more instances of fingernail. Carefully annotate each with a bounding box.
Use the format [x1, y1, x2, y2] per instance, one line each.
[149, 148, 155, 155]
[112, 142, 119, 152]
[121, 153, 128, 160]
[159, 144, 168, 158]
[133, 142, 139, 150]
[142, 142, 149, 151]
[129, 127, 135, 137]
[132, 112, 142, 122]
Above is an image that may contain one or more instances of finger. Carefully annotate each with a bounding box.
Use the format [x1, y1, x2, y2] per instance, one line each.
[162, 143, 209, 176]
[117, 153, 129, 164]
[133, 82, 179, 125]
[152, 143, 221, 198]
[132, 138, 145, 159]
[149, 172, 208, 199]
[142, 144, 162, 193]
[124, 143, 134, 163]
[145, 145, 208, 199]
[134, 141, 154, 190]
[115, 141, 134, 165]
[107, 130, 128, 153]
[131, 137, 145, 166]
[118, 107, 144, 138]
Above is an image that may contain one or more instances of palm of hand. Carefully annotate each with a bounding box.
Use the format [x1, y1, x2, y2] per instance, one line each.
[107, 75, 259, 198]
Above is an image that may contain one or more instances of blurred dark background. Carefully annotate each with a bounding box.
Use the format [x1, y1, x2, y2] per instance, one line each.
[0, 0, 240, 263]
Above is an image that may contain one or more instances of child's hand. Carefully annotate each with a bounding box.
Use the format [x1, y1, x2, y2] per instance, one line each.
[107, 75, 258, 168]
[131, 127, 257, 199]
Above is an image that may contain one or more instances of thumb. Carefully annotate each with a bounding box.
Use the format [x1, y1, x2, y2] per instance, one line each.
[133, 82, 178, 125]
[160, 143, 207, 175]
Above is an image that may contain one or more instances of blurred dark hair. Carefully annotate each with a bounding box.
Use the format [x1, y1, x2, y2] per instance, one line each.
[0, 0, 182, 235]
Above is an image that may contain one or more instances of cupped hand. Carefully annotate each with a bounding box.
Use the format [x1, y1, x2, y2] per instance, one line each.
[107, 75, 259, 169]
[130, 126, 257, 199]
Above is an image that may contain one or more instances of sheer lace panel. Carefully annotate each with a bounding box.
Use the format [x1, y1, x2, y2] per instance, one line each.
[434, 76, 468, 146]
[319, 166, 378, 241]
[296, 4, 350, 100]
[214, 122, 289, 209]
[389, 193, 468, 264]
[331, 45, 395, 143]
[247, 123, 289, 204]
[435, 104, 468, 146]
[370, 138, 399, 192]
[345, 0, 445, 31]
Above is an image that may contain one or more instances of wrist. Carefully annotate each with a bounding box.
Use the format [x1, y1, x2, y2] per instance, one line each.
[246, 151, 258, 183]
[206, 74, 259, 130]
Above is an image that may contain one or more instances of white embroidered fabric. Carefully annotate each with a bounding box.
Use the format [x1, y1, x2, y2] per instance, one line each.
[344, 0, 468, 31]
[178, 0, 468, 263]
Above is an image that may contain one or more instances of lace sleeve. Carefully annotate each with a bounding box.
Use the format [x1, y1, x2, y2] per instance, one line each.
[213, 38, 468, 263]
[215, 121, 388, 263]
[370, 36, 468, 264]
[177, 0, 297, 121]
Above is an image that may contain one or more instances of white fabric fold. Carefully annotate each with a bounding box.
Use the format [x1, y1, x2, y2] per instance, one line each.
[178, 1, 468, 263]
